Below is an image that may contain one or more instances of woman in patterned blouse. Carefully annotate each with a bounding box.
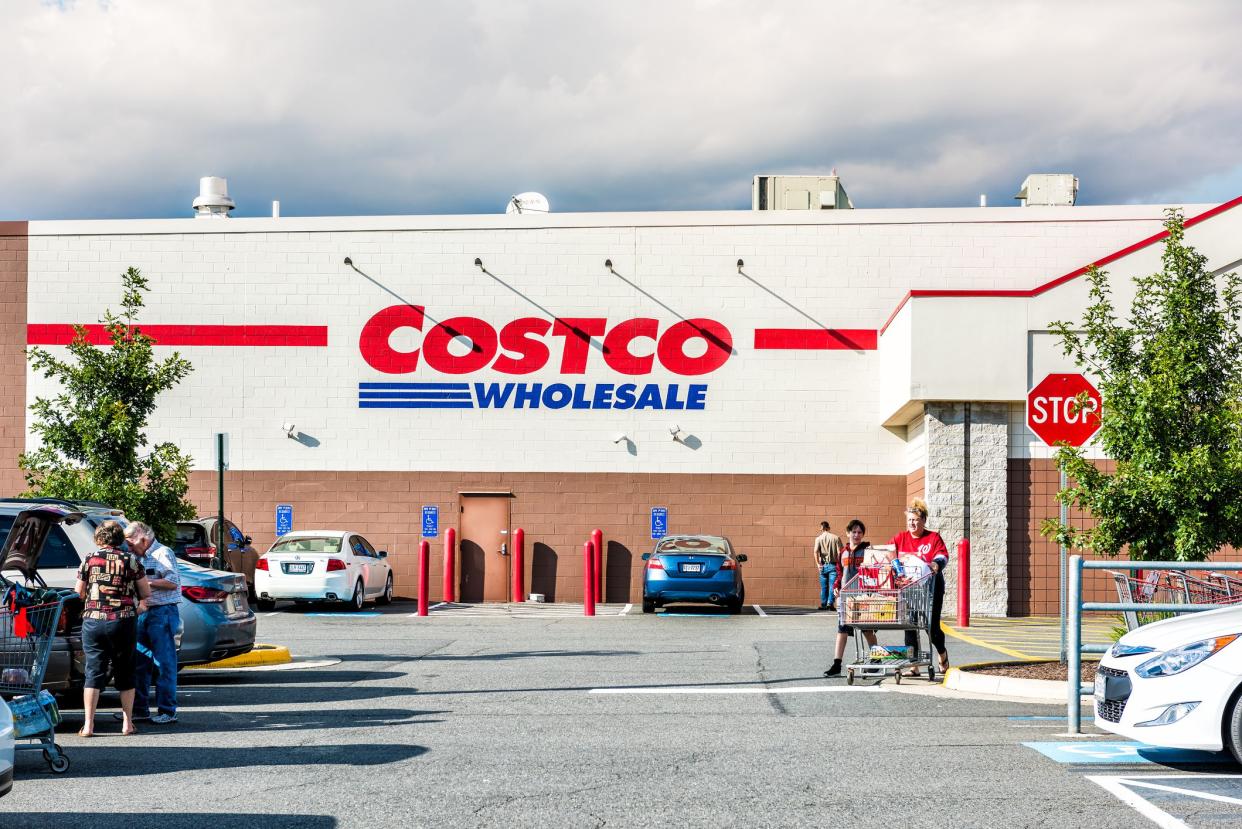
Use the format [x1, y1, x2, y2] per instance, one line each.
[74, 520, 151, 737]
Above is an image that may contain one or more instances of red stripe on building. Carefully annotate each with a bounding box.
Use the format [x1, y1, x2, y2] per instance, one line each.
[26, 324, 329, 347]
[753, 328, 878, 351]
[878, 193, 1242, 335]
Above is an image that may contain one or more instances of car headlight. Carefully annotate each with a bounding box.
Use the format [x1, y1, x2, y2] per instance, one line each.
[1135, 635, 1238, 678]
[1110, 643, 1156, 658]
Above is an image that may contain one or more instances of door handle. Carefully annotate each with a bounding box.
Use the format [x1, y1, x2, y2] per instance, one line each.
[499, 543, 509, 556]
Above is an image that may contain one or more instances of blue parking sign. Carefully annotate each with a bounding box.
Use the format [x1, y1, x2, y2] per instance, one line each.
[422, 506, 439, 538]
[651, 507, 667, 539]
[275, 504, 293, 537]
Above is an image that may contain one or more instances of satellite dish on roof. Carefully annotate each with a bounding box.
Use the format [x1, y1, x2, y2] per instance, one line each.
[506, 192, 550, 214]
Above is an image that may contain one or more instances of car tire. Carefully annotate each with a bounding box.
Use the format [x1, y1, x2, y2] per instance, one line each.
[727, 599, 743, 615]
[377, 574, 393, 606]
[1225, 688, 1242, 765]
[255, 599, 275, 612]
[642, 600, 655, 614]
[347, 581, 365, 612]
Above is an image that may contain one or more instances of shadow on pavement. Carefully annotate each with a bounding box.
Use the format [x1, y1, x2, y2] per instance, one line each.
[4, 815, 336, 829]
[24, 742, 428, 778]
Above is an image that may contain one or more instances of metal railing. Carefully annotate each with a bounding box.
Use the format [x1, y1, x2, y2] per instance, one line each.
[1067, 556, 1242, 733]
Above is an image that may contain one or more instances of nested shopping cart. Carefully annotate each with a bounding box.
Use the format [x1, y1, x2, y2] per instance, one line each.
[1, 598, 69, 773]
[837, 564, 937, 685]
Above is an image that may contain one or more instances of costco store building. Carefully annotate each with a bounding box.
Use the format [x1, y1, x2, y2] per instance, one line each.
[2, 186, 1239, 614]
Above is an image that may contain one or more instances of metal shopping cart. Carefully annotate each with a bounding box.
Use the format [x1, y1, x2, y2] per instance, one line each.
[1, 598, 69, 773]
[1111, 569, 1242, 631]
[837, 564, 937, 685]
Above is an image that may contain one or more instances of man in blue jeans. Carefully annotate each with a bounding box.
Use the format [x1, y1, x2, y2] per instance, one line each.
[814, 521, 842, 610]
[123, 521, 181, 725]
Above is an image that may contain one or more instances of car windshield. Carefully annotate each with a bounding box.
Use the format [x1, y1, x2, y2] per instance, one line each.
[270, 537, 342, 554]
[655, 537, 729, 554]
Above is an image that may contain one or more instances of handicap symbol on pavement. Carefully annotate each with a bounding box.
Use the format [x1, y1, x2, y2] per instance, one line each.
[1025, 741, 1224, 765]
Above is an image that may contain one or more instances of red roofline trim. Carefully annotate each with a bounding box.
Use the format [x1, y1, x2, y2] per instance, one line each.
[878, 194, 1242, 335]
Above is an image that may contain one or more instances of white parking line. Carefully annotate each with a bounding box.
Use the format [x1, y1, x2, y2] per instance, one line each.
[1087, 776, 1191, 829]
[589, 685, 887, 695]
[408, 602, 449, 617]
[263, 612, 280, 617]
[753, 604, 767, 617]
[620, 603, 632, 615]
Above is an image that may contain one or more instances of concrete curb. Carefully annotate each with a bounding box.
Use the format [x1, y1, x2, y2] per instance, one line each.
[942, 661, 1070, 702]
[185, 643, 293, 670]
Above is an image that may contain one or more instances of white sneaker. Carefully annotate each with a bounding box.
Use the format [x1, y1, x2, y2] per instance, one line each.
[150, 713, 178, 725]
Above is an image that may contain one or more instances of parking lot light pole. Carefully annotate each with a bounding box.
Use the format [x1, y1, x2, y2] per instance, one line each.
[215, 432, 227, 571]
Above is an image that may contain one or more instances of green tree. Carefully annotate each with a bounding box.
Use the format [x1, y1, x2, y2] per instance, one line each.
[21, 267, 197, 542]
[1041, 210, 1242, 561]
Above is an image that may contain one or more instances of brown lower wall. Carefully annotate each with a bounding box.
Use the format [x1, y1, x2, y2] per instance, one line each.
[1007, 458, 1242, 615]
[905, 466, 924, 503]
[187, 470, 907, 606]
[0, 223, 27, 496]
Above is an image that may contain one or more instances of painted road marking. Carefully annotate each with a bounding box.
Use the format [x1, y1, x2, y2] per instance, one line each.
[306, 612, 382, 618]
[590, 685, 889, 695]
[620, 603, 632, 615]
[753, 605, 767, 617]
[1088, 775, 1242, 829]
[943, 623, 1035, 660]
[1024, 741, 1226, 765]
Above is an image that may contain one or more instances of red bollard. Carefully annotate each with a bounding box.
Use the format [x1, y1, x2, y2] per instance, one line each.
[957, 538, 970, 628]
[442, 527, 457, 603]
[591, 528, 604, 603]
[418, 539, 430, 617]
[511, 528, 525, 603]
[583, 541, 596, 617]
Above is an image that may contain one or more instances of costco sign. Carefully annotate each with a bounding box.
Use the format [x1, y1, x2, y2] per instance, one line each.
[357, 306, 732, 410]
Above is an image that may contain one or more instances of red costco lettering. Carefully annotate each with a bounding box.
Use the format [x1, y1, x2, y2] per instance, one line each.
[358, 306, 734, 376]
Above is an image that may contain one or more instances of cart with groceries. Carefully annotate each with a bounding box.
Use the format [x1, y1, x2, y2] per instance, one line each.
[837, 546, 937, 685]
[0, 591, 70, 773]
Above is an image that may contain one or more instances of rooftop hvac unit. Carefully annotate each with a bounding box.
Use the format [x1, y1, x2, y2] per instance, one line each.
[752, 175, 853, 211]
[1015, 174, 1078, 207]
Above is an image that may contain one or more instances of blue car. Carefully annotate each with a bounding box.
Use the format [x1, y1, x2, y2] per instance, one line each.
[641, 535, 747, 614]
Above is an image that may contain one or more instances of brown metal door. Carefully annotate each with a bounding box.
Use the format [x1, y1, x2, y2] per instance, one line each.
[459, 495, 511, 603]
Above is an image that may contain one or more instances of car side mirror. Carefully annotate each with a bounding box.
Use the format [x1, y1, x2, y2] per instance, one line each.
[378, 550, 388, 558]
[736, 554, 748, 563]
[243, 536, 252, 546]
[641, 553, 651, 561]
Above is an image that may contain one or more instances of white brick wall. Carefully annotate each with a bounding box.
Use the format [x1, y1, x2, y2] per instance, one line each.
[24, 205, 1180, 474]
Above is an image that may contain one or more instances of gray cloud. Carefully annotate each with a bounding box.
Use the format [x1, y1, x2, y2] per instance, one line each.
[4, 0, 1242, 219]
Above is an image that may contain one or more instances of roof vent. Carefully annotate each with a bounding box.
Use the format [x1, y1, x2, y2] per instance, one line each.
[1015, 174, 1078, 207]
[192, 176, 235, 218]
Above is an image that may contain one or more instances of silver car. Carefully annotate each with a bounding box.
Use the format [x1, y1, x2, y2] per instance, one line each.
[0, 499, 255, 671]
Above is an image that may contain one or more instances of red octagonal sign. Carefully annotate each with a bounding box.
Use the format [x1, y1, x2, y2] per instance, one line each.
[1026, 373, 1102, 447]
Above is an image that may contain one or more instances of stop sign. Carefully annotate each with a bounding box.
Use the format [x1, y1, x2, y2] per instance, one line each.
[1026, 373, 1102, 447]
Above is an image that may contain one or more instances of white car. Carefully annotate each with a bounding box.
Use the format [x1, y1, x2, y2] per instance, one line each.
[1, 700, 13, 797]
[1095, 604, 1242, 761]
[254, 530, 393, 612]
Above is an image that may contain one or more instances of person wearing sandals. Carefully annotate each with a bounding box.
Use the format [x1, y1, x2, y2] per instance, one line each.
[824, 519, 878, 677]
[890, 499, 950, 677]
[75, 520, 151, 737]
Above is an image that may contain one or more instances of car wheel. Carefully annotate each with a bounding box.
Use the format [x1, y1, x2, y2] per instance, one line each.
[347, 581, 365, 612]
[377, 574, 393, 606]
[1226, 688, 1242, 765]
[642, 599, 655, 614]
[255, 599, 275, 612]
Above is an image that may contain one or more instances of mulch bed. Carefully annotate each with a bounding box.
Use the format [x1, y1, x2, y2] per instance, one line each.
[967, 661, 1097, 682]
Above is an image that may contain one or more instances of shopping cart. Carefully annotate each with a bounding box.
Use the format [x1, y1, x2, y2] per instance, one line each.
[837, 564, 936, 685]
[1, 598, 69, 773]
[1111, 569, 1242, 631]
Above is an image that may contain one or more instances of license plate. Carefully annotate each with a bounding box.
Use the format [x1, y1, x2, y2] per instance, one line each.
[284, 562, 313, 574]
[681, 563, 702, 573]
[1094, 674, 1106, 702]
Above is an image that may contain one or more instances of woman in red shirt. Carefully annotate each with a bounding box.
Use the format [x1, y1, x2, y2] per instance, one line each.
[889, 498, 949, 674]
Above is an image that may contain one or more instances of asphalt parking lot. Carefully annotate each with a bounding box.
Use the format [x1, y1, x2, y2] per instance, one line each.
[4, 603, 1241, 828]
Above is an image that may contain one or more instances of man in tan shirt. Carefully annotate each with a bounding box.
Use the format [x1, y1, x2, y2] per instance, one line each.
[814, 521, 842, 610]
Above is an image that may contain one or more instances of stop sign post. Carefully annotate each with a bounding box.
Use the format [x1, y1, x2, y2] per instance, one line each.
[1026, 373, 1101, 448]
[1027, 372, 1101, 664]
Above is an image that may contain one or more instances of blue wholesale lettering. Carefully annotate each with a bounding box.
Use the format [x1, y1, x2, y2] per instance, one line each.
[470, 383, 707, 410]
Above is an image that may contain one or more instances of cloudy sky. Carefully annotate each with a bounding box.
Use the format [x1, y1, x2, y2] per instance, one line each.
[5, 0, 1242, 219]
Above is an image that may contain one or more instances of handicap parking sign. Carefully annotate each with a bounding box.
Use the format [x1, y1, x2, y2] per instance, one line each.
[422, 506, 438, 538]
[275, 504, 293, 537]
[651, 507, 667, 539]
